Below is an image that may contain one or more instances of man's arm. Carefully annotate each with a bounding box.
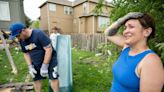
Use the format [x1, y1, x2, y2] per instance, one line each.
[40, 44, 53, 77]
[24, 52, 37, 78]
[24, 53, 32, 65]
[43, 44, 53, 64]
[37, 31, 53, 64]
[37, 30, 53, 77]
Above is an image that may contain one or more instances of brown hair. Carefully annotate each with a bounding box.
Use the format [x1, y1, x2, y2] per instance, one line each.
[51, 27, 62, 34]
[125, 13, 155, 41]
[138, 13, 155, 40]
[127, 13, 156, 40]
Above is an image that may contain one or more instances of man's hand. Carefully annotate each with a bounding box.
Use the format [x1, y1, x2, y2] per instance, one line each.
[40, 63, 49, 77]
[28, 65, 37, 78]
[105, 12, 144, 36]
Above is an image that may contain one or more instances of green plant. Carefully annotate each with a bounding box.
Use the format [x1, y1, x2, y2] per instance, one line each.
[96, 43, 121, 56]
[31, 20, 40, 29]
[156, 43, 164, 63]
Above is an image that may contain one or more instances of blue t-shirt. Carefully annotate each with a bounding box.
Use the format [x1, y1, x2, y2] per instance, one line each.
[110, 47, 154, 92]
[19, 29, 56, 67]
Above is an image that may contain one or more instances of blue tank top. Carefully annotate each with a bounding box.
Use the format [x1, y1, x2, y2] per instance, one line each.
[110, 47, 154, 92]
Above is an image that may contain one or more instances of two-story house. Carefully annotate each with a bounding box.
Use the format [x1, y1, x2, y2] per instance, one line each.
[0, 0, 25, 31]
[39, 0, 113, 34]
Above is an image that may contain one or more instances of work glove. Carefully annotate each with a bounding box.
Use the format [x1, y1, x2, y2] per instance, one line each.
[28, 65, 37, 78]
[105, 12, 144, 36]
[40, 63, 49, 77]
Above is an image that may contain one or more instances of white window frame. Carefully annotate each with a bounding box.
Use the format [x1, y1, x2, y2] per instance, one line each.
[83, 2, 88, 14]
[49, 3, 56, 11]
[64, 6, 68, 14]
[64, 6, 73, 15]
[0, 1, 11, 21]
[98, 17, 109, 29]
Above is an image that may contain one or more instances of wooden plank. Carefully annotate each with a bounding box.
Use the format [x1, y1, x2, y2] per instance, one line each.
[0, 31, 17, 74]
[0, 40, 15, 44]
[0, 88, 12, 92]
[0, 82, 34, 89]
[0, 82, 34, 92]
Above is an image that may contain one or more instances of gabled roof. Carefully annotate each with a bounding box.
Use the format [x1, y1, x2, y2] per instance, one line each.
[39, 0, 113, 8]
[79, 13, 109, 18]
[39, 0, 72, 8]
[72, 0, 86, 6]
[73, 0, 113, 7]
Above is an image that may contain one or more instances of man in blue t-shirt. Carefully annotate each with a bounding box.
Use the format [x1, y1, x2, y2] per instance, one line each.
[9, 22, 59, 92]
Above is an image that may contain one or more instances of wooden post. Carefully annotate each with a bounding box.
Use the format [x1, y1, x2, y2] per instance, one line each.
[0, 31, 17, 74]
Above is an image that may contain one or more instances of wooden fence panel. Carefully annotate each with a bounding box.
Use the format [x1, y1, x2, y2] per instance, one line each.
[71, 33, 107, 51]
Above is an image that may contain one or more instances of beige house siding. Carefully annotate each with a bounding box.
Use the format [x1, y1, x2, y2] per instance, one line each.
[73, 4, 83, 18]
[48, 4, 73, 34]
[60, 18, 73, 34]
[39, 0, 113, 34]
[40, 4, 48, 32]
[79, 16, 96, 34]
[73, 4, 82, 33]
[40, 2, 73, 34]
[80, 17, 86, 33]
[73, 18, 78, 33]
[86, 17, 93, 34]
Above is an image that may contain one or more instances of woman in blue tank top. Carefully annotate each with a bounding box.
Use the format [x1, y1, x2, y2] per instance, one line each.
[104, 12, 164, 92]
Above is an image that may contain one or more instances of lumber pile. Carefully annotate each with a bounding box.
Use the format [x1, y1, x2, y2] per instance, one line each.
[0, 82, 34, 92]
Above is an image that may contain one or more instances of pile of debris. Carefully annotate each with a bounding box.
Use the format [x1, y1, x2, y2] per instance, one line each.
[0, 82, 34, 92]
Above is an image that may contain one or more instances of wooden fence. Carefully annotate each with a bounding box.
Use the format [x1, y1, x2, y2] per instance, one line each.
[71, 33, 107, 51]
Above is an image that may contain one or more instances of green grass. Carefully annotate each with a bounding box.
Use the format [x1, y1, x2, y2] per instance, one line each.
[0, 48, 28, 84]
[72, 48, 114, 92]
[0, 47, 115, 92]
[0, 48, 50, 91]
[1, 47, 163, 92]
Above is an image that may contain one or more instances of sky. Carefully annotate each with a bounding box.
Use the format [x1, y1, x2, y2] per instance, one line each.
[23, 0, 113, 20]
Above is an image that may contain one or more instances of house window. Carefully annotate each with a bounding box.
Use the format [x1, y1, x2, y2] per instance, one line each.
[49, 3, 56, 11]
[98, 17, 109, 29]
[0, 1, 10, 21]
[83, 2, 88, 14]
[64, 6, 73, 15]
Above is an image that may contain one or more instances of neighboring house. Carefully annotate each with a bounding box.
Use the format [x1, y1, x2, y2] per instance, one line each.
[39, 0, 113, 34]
[0, 0, 25, 31]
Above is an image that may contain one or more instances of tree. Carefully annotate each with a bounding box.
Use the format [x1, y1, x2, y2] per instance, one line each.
[95, 0, 164, 62]
[25, 16, 32, 28]
[31, 21, 40, 29]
